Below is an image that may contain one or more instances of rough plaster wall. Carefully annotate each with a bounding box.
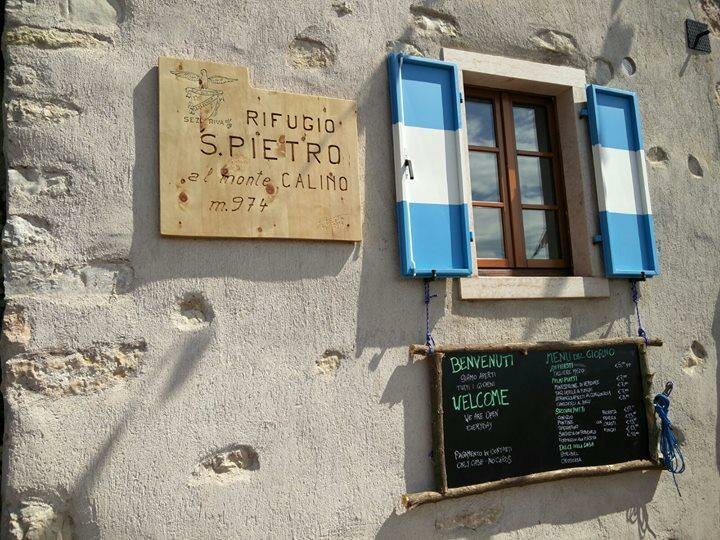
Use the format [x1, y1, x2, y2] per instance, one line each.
[1, 0, 719, 537]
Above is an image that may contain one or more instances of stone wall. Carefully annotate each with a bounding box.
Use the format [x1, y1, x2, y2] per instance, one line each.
[2, 0, 719, 537]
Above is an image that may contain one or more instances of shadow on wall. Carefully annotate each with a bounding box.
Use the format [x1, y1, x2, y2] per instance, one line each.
[377, 289, 652, 538]
[129, 68, 354, 287]
[376, 470, 660, 538]
[348, 54, 638, 363]
[375, 286, 646, 529]
[450, 279, 634, 341]
[599, 13, 634, 77]
[356, 15, 660, 540]
[380, 352, 435, 494]
[713, 290, 720, 473]
[351, 0, 644, 366]
[352, 59, 440, 363]
[67, 329, 213, 538]
[357, 32, 645, 517]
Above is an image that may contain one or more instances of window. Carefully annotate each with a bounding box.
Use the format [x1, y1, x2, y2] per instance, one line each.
[466, 88, 571, 275]
[440, 48, 609, 299]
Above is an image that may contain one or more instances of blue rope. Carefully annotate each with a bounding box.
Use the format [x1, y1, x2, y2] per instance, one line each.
[630, 281, 649, 344]
[423, 279, 437, 354]
[654, 387, 685, 495]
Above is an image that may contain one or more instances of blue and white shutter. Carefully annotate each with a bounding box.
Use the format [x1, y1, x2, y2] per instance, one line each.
[387, 53, 473, 278]
[586, 85, 659, 279]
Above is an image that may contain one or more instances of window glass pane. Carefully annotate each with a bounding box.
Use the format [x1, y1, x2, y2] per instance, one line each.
[466, 99, 496, 147]
[473, 207, 505, 259]
[513, 105, 550, 152]
[470, 151, 500, 202]
[522, 210, 561, 259]
[517, 156, 555, 204]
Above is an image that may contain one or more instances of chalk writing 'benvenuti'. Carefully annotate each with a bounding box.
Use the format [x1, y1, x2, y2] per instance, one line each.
[450, 353, 514, 374]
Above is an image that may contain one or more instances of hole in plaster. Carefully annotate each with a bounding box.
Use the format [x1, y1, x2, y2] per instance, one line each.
[532, 28, 580, 60]
[192, 445, 260, 483]
[287, 29, 336, 68]
[683, 352, 702, 371]
[9, 501, 75, 539]
[316, 349, 345, 376]
[410, 4, 459, 37]
[621, 57, 636, 76]
[673, 425, 687, 446]
[386, 40, 423, 56]
[700, 0, 720, 35]
[332, 0, 352, 17]
[174, 292, 213, 330]
[691, 340, 707, 359]
[683, 342, 706, 374]
[646, 146, 669, 164]
[688, 154, 703, 177]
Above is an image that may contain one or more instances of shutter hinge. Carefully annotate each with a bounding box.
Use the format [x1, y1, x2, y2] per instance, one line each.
[579, 106, 589, 119]
[459, 92, 464, 103]
[593, 234, 603, 244]
[469, 231, 474, 242]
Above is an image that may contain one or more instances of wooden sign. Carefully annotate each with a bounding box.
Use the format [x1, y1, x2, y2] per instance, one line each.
[158, 56, 361, 241]
[403, 338, 662, 509]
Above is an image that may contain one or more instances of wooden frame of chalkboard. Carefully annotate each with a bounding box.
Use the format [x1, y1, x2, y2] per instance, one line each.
[403, 337, 663, 510]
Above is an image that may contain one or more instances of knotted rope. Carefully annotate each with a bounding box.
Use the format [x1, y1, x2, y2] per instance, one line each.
[630, 281, 649, 345]
[654, 382, 685, 495]
[423, 279, 437, 354]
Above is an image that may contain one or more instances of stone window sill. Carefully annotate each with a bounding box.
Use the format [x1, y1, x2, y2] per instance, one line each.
[459, 276, 610, 300]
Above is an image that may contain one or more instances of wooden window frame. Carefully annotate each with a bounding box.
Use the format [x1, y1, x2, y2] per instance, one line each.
[466, 87, 572, 276]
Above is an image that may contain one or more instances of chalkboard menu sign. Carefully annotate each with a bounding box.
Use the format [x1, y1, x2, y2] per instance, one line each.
[422, 338, 660, 501]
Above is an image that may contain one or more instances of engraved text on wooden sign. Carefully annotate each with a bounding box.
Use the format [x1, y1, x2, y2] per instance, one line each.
[158, 56, 361, 241]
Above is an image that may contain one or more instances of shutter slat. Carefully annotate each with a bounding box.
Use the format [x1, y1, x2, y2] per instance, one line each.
[586, 85, 659, 279]
[387, 53, 473, 278]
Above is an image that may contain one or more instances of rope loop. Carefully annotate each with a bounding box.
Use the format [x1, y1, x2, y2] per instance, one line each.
[654, 387, 685, 495]
[423, 279, 437, 354]
[630, 281, 650, 345]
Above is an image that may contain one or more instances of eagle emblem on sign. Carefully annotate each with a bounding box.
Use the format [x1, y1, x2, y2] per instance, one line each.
[170, 68, 237, 119]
